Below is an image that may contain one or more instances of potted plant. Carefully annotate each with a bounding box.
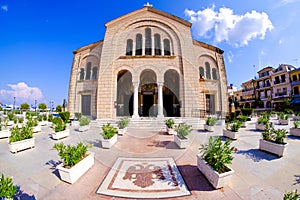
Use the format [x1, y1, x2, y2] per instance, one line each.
[270, 111, 277, 119]
[197, 136, 235, 189]
[256, 116, 269, 131]
[8, 126, 35, 153]
[283, 190, 299, 200]
[26, 117, 41, 133]
[0, 174, 17, 199]
[238, 115, 248, 128]
[51, 117, 70, 140]
[279, 112, 289, 125]
[204, 117, 217, 132]
[101, 123, 117, 148]
[117, 118, 129, 135]
[174, 123, 192, 149]
[259, 123, 288, 157]
[78, 117, 91, 132]
[290, 120, 300, 137]
[165, 118, 176, 135]
[223, 120, 242, 140]
[53, 142, 94, 184]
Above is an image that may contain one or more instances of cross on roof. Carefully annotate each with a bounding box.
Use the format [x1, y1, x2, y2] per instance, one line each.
[144, 2, 153, 7]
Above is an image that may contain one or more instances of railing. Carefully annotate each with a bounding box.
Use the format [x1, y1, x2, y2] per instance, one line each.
[274, 92, 287, 97]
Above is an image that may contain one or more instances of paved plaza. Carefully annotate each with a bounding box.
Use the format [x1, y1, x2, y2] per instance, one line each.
[0, 118, 300, 199]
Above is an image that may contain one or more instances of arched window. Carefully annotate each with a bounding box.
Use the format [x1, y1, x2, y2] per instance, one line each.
[154, 34, 161, 55]
[91, 67, 98, 80]
[135, 34, 142, 56]
[212, 68, 218, 80]
[79, 68, 85, 80]
[85, 62, 91, 80]
[126, 39, 133, 56]
[164, 39, 171, 56]
[205, 62, 211, 79]
[199, 67, 204, 79]
[145, 28, 152, 55]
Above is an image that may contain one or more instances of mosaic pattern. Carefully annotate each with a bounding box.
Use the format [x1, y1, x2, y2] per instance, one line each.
[97, 157, 190, 199]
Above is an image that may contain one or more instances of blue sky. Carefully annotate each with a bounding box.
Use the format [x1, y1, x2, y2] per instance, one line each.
[0, 0, 300, 107]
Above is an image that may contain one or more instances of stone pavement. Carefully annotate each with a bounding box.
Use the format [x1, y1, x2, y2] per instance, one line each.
[0, 118, 299, 199]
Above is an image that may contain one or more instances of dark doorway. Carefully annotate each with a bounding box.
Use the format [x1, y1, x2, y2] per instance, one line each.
[81, 95, 91, 116]
[143, 95, 153, 116]
[123, 94, 133, 116]
[163, 95, 173, 116]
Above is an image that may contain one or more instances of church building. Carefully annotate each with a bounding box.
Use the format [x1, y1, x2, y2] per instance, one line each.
[68, 4, 229, 119]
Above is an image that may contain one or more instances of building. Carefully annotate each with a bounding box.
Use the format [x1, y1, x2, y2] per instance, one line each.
[240, 79, 256, 108]
[289, 68, 300, 110]
[68, 5, 228, 119]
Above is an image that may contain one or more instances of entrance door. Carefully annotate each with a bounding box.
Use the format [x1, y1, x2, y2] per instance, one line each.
[81, 95, 91, 116]
[143, 95, 153, 116]
[163, 95, 173, 116]
[206, 94, 215, 114]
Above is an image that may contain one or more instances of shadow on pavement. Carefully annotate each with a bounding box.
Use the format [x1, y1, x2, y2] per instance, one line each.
[236, 148, 278, 162]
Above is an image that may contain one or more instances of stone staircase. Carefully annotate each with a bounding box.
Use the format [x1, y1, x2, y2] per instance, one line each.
[91, 117, 206, 131]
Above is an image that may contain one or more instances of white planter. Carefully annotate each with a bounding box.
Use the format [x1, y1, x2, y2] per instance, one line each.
[52, 129, 70, 140]
[0, 129, 11, 138]
[7, 121, 14, 126]
[117, 127, 127, 135]
[279, 119, 289, 125]
[197, 155, 234, 189]
[174, 135, 189, 149]
[8, 138, 35, 153]
[57, 152, 94, 184]
[204, 124, 214, 132]
[290, 128, 300, 137]
[78, 125, 90, 132]
[39, 121, 50, 126]
[294, 116, 300, 121]
[270, 114, 277, 119]
[166, 127, 176, 135]
[223, 129, 239, 140]
[241, 122, 247, 128]
[256, 123, 266, 131]
[259, 139, 287, 157]
[101, 134, 117, 149]
[32, 125, 42, 133]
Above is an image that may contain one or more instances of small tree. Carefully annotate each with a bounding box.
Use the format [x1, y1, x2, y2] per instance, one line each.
[56, 105, 62, 112]
[20, 102, 30, 111]
[38, 103, 47, 112]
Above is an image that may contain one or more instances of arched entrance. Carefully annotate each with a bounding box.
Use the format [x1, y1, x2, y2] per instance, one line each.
[117, 70, 133, 116]
[140, 70, 157, 117]
[164, 70, 180, 117]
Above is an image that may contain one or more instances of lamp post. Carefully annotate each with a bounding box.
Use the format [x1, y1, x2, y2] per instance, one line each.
[13, 97, 16, 111]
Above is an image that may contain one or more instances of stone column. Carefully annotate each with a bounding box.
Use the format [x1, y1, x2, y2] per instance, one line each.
[157, 82, 164, 118]
[132, 82, 140, 118]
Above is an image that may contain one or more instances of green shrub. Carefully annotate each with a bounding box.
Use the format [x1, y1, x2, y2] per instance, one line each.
[118, 118, 129, 129]
[241, 108, 253, 116]
[79, 117, 91, 126]
[48, 114, 53, 122]
[26, 118, 38, 127]
[75, 112, 82, 120]
[165, 118, 175, 128]
[9, 126, 33, 143]
[52, 117, 66, 132]
[7, 112, 14, 121]
[18, 117, 24, 124]
[283, 189, 299, 200]
[226, 120, 242, 132]
[199, 136, 235, 173]
[257, 116, 269, 125]
[279, 112, 288, 120]
[101, 123, 117, 139]
[37, 115, 43, 122]
[206, 117, 217, 126]
[238, 115, 248, 122]
[0, 174, 17, 199]
[175, 123, 192, 139]
[53, 142, 90, 167]
[262, 123, 287, 144]
[59, 112, 70, 123]
[270, 111, 277, 115]
[294, 120, 300, 129]
[284, 109, 294, 115]
[42, 114, 47, 121]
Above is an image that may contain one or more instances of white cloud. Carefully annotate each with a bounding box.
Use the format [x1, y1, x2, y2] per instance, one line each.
[1, 5, 8, 12]
[185, 6, 274, 47]
[227, 51, 234, 63]
[0, 82, 44, 104]
[275, 0, 300, 7]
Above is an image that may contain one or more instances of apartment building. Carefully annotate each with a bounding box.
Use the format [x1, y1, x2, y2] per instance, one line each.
[289, 68, 300, 110]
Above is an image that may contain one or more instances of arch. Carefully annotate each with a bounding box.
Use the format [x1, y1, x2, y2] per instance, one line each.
[164, 69, 180, 117]
[85, 62, 92, 80]
[140, 69, 157, 84]
[117, 70, 133, 116]
[145, 28, 152, 55]
[91, 67, 98, 80]
[79, 68, 85, 80]
[126, 39, 133, 56]
[163, 39, 171, 56]
[135, 34, 142, 55]
[154, 33, 161, 55]
[199, 66, 204, 79]
[205, 62, 211, 80]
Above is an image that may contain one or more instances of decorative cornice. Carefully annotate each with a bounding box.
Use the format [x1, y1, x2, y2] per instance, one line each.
[193, 40, 224, 54]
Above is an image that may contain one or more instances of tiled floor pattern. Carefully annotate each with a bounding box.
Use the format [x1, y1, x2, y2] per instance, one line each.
[97, 157, 191, 198]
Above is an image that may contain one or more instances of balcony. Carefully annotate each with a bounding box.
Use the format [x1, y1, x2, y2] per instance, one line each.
[256, 83, 271, 90]
[240, 98, 255, 102]
[291, 80, 300, 86]
[273, 92, 288, 98]
[273, 80, 286, 85]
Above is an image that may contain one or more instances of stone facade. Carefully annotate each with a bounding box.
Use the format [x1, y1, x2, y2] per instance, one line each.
[68, 6, 228, 119]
